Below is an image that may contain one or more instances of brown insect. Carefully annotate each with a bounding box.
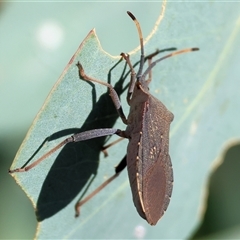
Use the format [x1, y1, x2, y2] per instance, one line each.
[9, 11, 199, 225]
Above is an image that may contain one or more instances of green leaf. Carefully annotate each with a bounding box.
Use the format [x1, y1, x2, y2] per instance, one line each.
[9, 1, 240, 239]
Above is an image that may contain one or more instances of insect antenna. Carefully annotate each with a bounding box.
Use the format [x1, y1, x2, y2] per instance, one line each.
[142, 47, 199, 80]
[127, 11, 144, 80]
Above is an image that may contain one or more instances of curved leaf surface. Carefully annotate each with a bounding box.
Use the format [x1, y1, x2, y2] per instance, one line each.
[9, 1, 240, 239]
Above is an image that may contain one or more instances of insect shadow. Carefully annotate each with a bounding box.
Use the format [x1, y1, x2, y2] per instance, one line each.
[35, 57, 127, 221]
[31, 48, 176, 221]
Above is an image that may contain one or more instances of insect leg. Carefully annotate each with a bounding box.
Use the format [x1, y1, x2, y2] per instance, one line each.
[76, 62, 128, 125]
[121, 48, 178, 104]
[75, 155, 127, 217]
[142, 48, 199, 80]
[9, 128, 122, 173]
[102, 137, 125, 157]
[144, 48, 178, 84]
[146, 54, 153, 84]
[120, 53, 136, 105]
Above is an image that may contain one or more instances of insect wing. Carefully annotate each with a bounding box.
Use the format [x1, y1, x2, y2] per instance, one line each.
[140, 96, 174, 225]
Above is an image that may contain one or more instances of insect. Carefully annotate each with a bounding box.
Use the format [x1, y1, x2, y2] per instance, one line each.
[9, 11, 199, 225]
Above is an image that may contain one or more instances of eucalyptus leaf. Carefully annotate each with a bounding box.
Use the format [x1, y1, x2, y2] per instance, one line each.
[9, 2, 240, 239]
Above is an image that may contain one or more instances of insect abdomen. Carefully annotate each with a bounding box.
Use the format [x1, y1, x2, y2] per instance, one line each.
[142, 153, 173, 225]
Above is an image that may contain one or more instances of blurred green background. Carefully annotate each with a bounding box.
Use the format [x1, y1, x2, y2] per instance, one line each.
[1, 1, 240, 239]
